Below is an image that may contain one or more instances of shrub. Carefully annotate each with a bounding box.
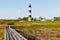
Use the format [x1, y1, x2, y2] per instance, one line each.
[8, 22, 14, 25]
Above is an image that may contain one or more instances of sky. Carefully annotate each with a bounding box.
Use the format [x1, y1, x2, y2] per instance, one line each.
[0, 0, 60, 19]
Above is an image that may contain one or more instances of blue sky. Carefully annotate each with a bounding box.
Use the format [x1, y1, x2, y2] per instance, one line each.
[0, 0, 60, 19]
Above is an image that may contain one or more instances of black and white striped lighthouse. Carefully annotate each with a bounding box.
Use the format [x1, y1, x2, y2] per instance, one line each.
[28, 3, 32, 21]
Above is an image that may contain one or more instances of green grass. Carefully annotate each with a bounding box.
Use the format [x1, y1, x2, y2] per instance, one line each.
[13, 20, 60, 30]
[0, 20, 60, 29]
[0, 20, 60, 40]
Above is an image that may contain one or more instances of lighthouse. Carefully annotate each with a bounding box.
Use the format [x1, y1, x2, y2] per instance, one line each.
[28, 3, 32, 21]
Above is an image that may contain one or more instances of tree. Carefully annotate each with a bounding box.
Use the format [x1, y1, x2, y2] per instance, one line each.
[22, 17, 28, 21]
[39, 17, 43, 20]
[54, 17, 60, 21]
[17, 17, 22, 20]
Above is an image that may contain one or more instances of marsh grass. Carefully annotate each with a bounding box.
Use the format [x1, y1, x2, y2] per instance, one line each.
[0, 27, 4, 40]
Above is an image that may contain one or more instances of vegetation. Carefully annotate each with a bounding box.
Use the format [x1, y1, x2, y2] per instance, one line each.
[13, 20, 60, 40]
[0, 18, 60, 40]
[0, 27, 4, 40]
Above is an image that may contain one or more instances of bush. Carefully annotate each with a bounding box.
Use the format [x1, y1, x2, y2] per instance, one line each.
[8, 22, 14, 25]
[0, 22, 5, 24]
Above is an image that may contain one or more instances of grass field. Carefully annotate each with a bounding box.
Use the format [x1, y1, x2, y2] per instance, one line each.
[13, 20, 60, 40]
[0, 27, 4, 40]
[13, 20, 60, 29]
[0, 20, 60, 40]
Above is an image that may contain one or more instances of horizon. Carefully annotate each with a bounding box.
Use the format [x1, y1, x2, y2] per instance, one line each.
[0, 0, 60, 19]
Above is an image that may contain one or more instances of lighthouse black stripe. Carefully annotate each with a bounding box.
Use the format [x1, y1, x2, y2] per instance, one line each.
[29, 3, 31, 7]
[29, 15, 31, 17]
[29, 5, 31, 7]
[29, 10, 31, 13]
